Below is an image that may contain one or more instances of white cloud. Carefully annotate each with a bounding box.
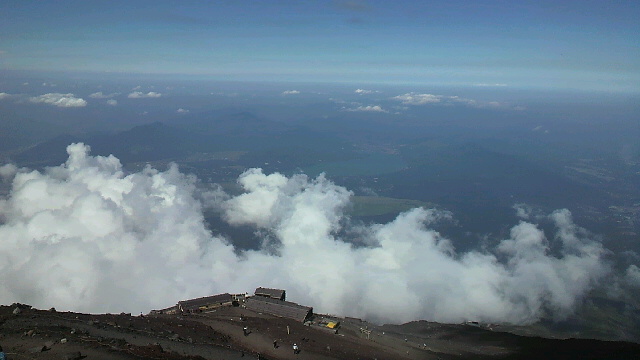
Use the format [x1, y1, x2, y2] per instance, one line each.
[29, 93, 87, 107]
[128, 91, 162, 99]
[0, 92, 12, 100]
[346, 105, 387, 112]
[106, 99, 118, 106]
[282, 90, 300, 95]
[392, 92, 517, 110]
[176, 108, 189, 114]
[355, 89, 376, 94]
[0, 145, 610, 324]
[0, 164, 18, 180]
[392, 93, 441, 105]
[89, 92, 119, 99]
[513, 203, 532, 220]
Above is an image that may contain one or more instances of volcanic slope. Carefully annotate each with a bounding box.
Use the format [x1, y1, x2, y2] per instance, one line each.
[1, 304, 640, 360]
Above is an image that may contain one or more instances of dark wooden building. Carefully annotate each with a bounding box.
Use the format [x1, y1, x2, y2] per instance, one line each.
[254, 287, 286, 301]
[245, 296, 312, 322]
[178, 293, 235, 313]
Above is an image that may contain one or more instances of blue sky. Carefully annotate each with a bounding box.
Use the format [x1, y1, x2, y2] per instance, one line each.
[1, 0, 638, 92]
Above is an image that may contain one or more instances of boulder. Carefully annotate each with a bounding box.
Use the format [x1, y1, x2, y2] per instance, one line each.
[29, 345, 47, 353]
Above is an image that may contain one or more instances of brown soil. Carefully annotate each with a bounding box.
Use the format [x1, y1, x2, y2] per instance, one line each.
[1, 304, 639, 360]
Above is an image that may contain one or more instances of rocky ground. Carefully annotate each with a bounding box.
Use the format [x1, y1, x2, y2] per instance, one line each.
[1, 304, 640, 360]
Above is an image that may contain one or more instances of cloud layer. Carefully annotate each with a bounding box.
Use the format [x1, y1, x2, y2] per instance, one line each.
[0, 145, 610, 324]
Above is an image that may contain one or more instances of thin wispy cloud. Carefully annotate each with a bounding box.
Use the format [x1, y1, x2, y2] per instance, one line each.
[282, 90, 300, 95]
[106, 99, 118, 106]
[29, 93, 87, 107]
[176, 108, 189, 114]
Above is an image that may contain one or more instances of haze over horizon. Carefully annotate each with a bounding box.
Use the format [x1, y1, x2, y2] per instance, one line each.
[1, 0, 639, 92]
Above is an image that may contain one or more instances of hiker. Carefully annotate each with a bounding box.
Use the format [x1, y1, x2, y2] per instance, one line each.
[0, 345, 6, 360]
[293, 343, 299, 354]
[243, 326, 249, 336]
[273, 340, 278, 348]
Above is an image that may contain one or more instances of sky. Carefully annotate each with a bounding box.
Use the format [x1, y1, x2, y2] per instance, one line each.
[1, 0, 639, 92]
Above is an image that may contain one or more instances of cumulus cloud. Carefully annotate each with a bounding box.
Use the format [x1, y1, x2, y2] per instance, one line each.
[176, 108, 189, 114]
[106, 99, 118, 106]
[89, 92, 119, 99]
[392, 93, 442, 105]
[128, 91, 162, 99]
[0, 163, 18, 181]
[0, 145, 609, 324]
[513, 203, 532, 220]
[29, 93, 87, 107]
[282, 90, 300, 95]
[345, 105, 387, 113]
[0, 92, 12, 99]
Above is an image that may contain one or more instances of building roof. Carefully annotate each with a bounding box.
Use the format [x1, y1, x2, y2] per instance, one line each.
[178, 293, 234, 311]
[254, 287, 286, 300]
[245, 296, 312, 322]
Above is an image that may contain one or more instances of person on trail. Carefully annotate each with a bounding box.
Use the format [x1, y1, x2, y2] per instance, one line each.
[243, 326, 249, 336]
[293, 343, 299, 354]
[273, 340, 278, 348]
